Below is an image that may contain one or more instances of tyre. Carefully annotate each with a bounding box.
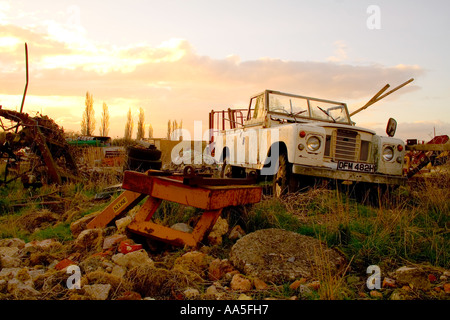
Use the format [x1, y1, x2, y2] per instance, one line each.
[127, 146, 161, 161]
[273, 152, 296, 197]
[126, 157, 162, 172]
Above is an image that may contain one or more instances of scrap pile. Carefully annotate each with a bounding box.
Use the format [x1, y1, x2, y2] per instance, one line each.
[0, 108, 79, 187]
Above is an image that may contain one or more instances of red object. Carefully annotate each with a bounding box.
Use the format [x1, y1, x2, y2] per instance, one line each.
[55, 258, 76, 270]
[299, 131, 306, 138]
[118, 240, 143, 254]
[428, 274, 437, 283]
[397, 145, 403, 151]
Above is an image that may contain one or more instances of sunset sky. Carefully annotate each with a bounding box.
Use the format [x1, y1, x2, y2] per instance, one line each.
[1, 0, 449, 141]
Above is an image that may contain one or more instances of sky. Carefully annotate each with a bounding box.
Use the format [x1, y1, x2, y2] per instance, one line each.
[0, 0, 449, 141]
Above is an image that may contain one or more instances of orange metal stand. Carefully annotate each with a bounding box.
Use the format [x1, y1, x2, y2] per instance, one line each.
[87, 171, 262, 247]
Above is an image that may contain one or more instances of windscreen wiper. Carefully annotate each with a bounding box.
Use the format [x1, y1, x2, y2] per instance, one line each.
[317, 106, 336, 122]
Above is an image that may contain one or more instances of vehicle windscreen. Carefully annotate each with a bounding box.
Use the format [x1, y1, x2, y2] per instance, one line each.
[267, 92, 350, 124]
[310, 101, 349, 124]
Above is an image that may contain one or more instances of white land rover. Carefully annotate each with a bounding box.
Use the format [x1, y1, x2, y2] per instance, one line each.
[211, 89, 406, 196]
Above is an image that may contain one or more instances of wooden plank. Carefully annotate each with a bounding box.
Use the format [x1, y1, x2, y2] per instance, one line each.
[406, 144, 450, 151]
[87, 190, 145, 229]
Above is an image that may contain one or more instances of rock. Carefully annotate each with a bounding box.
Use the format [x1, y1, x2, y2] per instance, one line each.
[369, 290, 383, 299]
[118, 240, 143, 254]
[228, 225, 246, 240]
[390, 289, 408, 300]
[395, 266, 431, 291]
[207, 217, 229, 245]
[111, 249, 154, 269]
[205, 285, 219, 297]
[70, 211, 100, 237]
[170, 223, 193, 233]
[116, 291, 142, 300]
[298, 285, 313, 297]
[225, 270, 240, 282]
[84, 284, 111, 300]
[24, 239, 62, 251]
[102, 234, 127, 250]
[74, 229, 103, 251]
[115, 216, 132, 233]
[444, 283, 450, 294]
[0, 268, 21, 281]
[0, 249, 21, 268]
[230, 274, 252, 292]
[79, 255, 104, 273]
[382, 277, 396, 288]
[253, 278, 269, 290]
[0, 238, 25, 249]
[230, 228, 346, 284]
[7, 278, 40, 298]
[208, 258, 236, 281]
[289, 278, 307, 291]
[183, 287, 200, 299]
[111, 265, 127, 278]
[237, 293, 253, 300]
[173, 251, 213, 279]
[55, 258, 76, 271]
[307, 280, 320, 291]
[0, 246, 20, 258]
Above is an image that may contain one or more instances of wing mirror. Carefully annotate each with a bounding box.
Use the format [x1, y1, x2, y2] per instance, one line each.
[386, 118, 397, 137]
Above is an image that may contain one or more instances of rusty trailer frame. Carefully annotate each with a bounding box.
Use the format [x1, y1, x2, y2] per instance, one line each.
[87, 170, 262, 247]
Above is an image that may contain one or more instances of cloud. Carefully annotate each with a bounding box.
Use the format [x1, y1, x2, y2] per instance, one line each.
[0, 23, 426, 138]
[327, 40, 348, 63]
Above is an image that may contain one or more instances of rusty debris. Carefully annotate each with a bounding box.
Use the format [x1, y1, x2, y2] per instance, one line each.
[87, 169, 262, 247]
[0, 108, 79, 186]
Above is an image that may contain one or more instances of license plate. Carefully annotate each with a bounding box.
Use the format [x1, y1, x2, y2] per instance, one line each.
[337, 161, 375, 173]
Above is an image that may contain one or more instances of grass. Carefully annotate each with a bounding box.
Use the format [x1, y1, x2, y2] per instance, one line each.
[0, 152, 448, 300]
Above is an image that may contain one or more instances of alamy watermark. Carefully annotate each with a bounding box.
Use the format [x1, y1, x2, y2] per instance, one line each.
[367, 5, 381, 30]
[366, 265, 381, 290]
[66, 265, 81, 290]
[169, 121, 281, 176]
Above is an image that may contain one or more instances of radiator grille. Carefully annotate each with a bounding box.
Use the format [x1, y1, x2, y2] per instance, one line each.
[333, 129, 359, 161]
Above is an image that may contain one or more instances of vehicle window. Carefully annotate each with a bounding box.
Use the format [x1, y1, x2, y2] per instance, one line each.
[251, 95, 265, 119]
[310, 101, 349, 123]
[268, 93, 308, 117]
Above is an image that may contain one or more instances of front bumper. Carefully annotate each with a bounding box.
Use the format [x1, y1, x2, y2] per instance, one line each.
[292, 164, 406, 185]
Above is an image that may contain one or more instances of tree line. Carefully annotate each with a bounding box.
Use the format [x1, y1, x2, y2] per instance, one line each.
[81, 91, 181, 140]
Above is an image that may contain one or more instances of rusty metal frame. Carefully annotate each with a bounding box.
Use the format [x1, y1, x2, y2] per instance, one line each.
[87, 170, 262, 247]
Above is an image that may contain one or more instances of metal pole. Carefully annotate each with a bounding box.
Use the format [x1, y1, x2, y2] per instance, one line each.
[19, 43, 29, 114]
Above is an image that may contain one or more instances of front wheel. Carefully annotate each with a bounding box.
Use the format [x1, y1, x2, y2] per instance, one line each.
[273, 153, 296, 197]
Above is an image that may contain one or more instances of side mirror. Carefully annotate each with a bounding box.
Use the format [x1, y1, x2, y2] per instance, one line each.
[386, 118, 397, 137]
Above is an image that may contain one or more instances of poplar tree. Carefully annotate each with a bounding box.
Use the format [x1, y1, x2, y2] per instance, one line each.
[124, 108, 134, 140]
[81, 91, 95, 135]
[148, 124, 154, 138]
[136, 107, 145, 140]
[99, 102, 110, 136]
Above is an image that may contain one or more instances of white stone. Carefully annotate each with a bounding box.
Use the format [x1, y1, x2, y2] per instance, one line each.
[84, 284, 111, 300]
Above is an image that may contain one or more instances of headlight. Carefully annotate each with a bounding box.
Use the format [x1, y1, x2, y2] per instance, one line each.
[382, 146, 394, 161]
[306, 136, 321, 151]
